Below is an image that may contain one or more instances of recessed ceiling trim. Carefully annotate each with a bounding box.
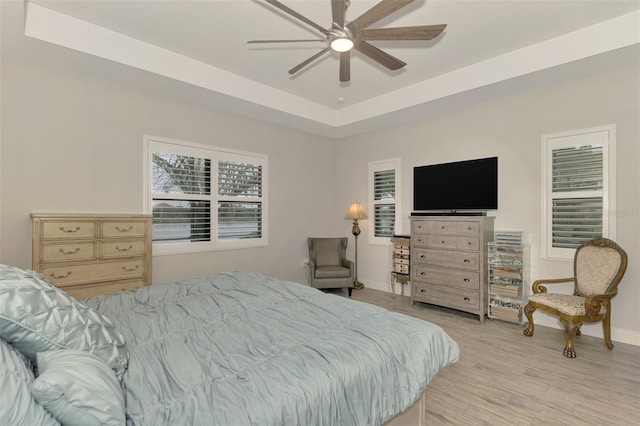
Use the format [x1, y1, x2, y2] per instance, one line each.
[23, 1, 639, 133]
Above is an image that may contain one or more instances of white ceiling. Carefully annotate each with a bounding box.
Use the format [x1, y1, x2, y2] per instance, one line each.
[2, 0, 639, 138]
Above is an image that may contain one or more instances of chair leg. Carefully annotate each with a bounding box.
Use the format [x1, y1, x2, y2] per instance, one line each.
[348, 288, 353, 298]
[523, 302, 536, 336]
[560, 318, 581, 358]
[603, 301, 614, 350]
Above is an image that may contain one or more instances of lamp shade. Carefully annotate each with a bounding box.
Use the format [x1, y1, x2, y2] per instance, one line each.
[345, 202, 367, 220]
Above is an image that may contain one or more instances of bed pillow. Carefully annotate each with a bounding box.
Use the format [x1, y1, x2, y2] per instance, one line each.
[32, 350, 125, 426]
[0, 339, 60, 425]
[0, 264, 128, 379]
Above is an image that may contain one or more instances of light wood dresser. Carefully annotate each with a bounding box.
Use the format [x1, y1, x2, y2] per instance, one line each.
[31, 213, 152, 298]
[410, 215, 494, 322]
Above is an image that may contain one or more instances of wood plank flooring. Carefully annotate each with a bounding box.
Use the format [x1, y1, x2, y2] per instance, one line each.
[341, 288, 640, 425]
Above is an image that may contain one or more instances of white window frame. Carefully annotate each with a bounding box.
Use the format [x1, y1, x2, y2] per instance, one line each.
[143, 135, 268, 256]
[541, 125, 615, 260]
[368, 158, 401, 245]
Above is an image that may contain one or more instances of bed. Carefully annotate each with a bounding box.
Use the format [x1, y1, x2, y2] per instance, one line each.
[0, 266, 459, 426]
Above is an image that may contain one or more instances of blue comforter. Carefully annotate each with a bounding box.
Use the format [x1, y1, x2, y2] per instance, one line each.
[85, 271, 459, 426]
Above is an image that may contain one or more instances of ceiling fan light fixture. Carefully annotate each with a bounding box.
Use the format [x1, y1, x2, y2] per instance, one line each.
[330, 37, 354, 52]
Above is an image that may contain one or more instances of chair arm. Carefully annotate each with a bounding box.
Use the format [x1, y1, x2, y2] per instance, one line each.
[531, 277, 574, 294]
[584, 292, 616, 320]
[342, 258, 354, 273]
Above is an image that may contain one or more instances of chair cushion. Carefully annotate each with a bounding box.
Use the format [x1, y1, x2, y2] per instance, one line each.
[576, 246, 621, 295]
[315, 265, 351, 279]
[528, 293, 606, 317]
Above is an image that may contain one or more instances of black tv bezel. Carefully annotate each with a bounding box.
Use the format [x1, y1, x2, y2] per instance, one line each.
[412, 156, 498, 213]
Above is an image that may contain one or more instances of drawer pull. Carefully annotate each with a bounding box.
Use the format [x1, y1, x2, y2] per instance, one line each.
[59, 248, 80, 255]
[59, 226, 80, 233]
[420, 289, 426, 293]
[441, 225, 445, 229]
[122, 265, 140, 272]
[420, 272, 426, 276]
[115, 245, 133, 252]
[463, 278, 470, 282]
[441, 240, 445, 244]
[463, 259, 471, 263]
[115, 226, 133, 232]
[50, 271, 72, 279]
[464, 297, 471, 302]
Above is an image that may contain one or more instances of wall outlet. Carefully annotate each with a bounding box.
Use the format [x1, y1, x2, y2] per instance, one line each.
[301, 258, 310, 268]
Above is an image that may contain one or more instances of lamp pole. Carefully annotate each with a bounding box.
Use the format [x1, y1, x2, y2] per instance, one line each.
[345, 201, 366, 290]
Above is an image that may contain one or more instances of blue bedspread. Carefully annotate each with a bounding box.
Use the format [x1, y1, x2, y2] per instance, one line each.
[85, 271, 459, 426]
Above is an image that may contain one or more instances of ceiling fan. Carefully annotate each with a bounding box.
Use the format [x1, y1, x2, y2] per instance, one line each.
[248, 0, 446, 82]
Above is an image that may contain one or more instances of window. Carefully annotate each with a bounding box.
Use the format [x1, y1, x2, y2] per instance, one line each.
[541, 125, 615, 260]
[145, 136, 267, 255]
[369, 158, 401, 244]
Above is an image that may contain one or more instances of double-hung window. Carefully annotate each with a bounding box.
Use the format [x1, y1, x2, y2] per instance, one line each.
[369, 158, 401, 244]
[145, 136, 267, 255]
[541, 125, 615, 260]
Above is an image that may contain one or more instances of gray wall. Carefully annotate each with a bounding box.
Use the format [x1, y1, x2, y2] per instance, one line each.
[1, 55, 638, 344]
[0, 57, 341, 285]
[334, 67, 640, 343]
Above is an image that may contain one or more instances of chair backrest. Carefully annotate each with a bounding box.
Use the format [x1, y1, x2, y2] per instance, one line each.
[308, 237, 347, 266]
[574, 238, 628, 296]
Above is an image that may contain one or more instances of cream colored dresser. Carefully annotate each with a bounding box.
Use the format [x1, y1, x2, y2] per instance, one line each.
[31, 213, 152, 298]
[410, 215, 494, 322]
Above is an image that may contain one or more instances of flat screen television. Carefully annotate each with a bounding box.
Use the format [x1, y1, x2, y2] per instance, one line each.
[413, 156, 498, 212]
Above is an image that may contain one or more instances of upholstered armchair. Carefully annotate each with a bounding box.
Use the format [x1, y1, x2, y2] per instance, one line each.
[308, 237, 355, 297]
[523, 238, 628, 358]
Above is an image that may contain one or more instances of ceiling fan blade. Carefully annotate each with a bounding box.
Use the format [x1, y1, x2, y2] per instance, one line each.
[289, 47, 331, 75]
[351, 0, 414, 31]
[264, 0, 329, 35]
[355, 41, 406, 70]
[248, 39, 325, 44]
[339, 51, 350, 82]
[360, 24, 447, 41]
[331, 0, 346, 28]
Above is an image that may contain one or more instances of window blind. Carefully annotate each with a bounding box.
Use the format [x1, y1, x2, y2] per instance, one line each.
[152, 153, 212, 243]
[550, 144, 604, 249]
[217, 161, 263, 240]
[373, 169, 396, 237]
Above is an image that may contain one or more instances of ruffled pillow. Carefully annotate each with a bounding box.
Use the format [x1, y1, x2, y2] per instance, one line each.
[0, 264, 128, 379]
[32, 350, 125, 426]
[0, 339, 59, 425]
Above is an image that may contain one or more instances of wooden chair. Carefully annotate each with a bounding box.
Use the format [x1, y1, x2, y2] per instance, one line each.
[523, 238, 628, 358]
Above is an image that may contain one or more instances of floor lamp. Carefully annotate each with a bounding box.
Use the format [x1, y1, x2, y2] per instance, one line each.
[345, 202, 366, 290]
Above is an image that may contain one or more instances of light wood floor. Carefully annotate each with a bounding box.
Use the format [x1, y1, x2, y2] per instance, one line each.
[340, 287, 640, 425]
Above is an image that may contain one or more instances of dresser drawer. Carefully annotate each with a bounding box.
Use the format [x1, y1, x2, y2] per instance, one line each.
[413, 266, 479, 290]
[100, 240, 146, 258]
[41, 221, 96, 239]
[413, 234, 479, 251]
[413, 282, 480, 311]
[101, 221, 147, 238]
[42, 259, 145, 287]
[40, 242, 96, 263]
[414, 248, 480, 270]
[412, 220, 480, 236]
[64, 279, 145, 299]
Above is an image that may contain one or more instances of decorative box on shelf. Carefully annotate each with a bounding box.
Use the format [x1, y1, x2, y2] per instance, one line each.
[487, 230, 529, 324]
[390, 235, 411, 298]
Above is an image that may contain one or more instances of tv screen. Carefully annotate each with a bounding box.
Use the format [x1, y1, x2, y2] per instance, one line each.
[413, 157, 498, 211]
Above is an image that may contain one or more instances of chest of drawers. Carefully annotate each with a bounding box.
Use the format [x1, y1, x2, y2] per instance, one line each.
[31, 214, 152, 298]
[410, 216, 494, 322]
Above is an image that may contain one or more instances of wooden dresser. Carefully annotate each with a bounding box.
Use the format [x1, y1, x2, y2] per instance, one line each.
[31, 213, 152, 298]
[410, 215, 494, 322]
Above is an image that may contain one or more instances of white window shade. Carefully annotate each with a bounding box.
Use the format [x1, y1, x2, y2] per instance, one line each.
[369, 159, 401, 244]
[542, 126, 615, 260]
[145, 136, 268, 255]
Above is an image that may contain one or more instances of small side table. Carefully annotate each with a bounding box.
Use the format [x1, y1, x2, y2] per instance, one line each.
[390, 235, 411, 298]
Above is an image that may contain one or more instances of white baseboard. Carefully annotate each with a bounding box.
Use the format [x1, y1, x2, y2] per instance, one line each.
[362, 276, 640, 347]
